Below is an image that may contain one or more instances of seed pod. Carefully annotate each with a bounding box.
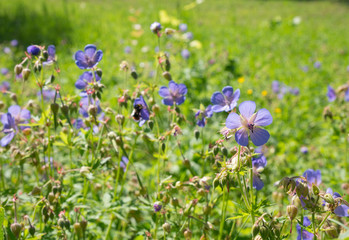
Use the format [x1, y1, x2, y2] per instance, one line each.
[286, 205, 298, 220]
[162, 71, 172, 81]
[88, 105, 98, 117]
[50, 103, 59, 114]
[165, 59, 171, 71]
[80, 217, 88, 232]
[11, 222, 22, 238]
[323, 193, 335, 204]
[296, 182, 309, 198]
[183, 158, 190, 168]
[312, 184, 320, 195]
[14, 64, 23, 75]
[107, 131, 117, 140]
[131, 69, 138, 80]
[221, 147, 228, 156]
[48, 192, 55, 203]
[148, 120, 154, 130]
[194, 129, 200, 140]
[252, 223, 260, 237]
[10, 93, 17, 102]
[115, 114, 125, 125]
[29, 224, 35, 237]
[22, 68, 31, 81]
[184, 229, 192, 240]
[74, 222, 82, 236]
[61, 105, 69, 115]
[161, 142, 166, 152]
[171, 197, 179, 207]
[213, 146, 219, 155]
[58, 218, 65, 229]
[162, 222, 171, 233]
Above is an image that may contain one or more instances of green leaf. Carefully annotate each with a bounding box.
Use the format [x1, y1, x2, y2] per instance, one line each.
[226, 212, 249, 221]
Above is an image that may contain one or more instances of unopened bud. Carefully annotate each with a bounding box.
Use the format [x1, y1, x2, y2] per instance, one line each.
[108, 131, 117, 140]
[0, 101, 4, 109]
[88, 105, 98, 117]
[34, 62, 42, 73]
[286, 205, 298, 220]
[183, 158, 190, 168]
[80, 166, 90, 176]
[312, 184, 320, 195]
[42, 50, 49, 60]
[165, 28, 176, 35]
[252, 224, 260, 237]
[221, 147, 228, 156]
[61, 105, 69, 115]
[96, 68, 102, 78]
[115, 114, 125, 125]
[184, 229, 192, 240]
[162, 71, 172, 81]
[172, 197, 179, 207]
[22, 68, 31, 81]
[50, 103, 59, 114]
[80, 217, 87, 232]
[11, 222, 22, 238]
[14, 64, 23, 75]
[162, 222, 171, 233]
[74, 222, 82, 236]
[254, 235, 263, 240]
[58, 218, 65, 229]
[29, 224, 35, 236]
[152, 104, 160, 113]
[323, 106, 333, 120]
[197, 188, 205, 197]
[296, 182, 309, 197]
[323, 193, 335, 204]
[325, 226, 339, 238]
[131, 70, 138, 80]
[64, 219, 71, 229]
[165, 59, 171, 71]
[194, 129, 200, 140]
[10, 93, 17, 102]
[213, 146, 219, 155]
[148, 120, 154, 130]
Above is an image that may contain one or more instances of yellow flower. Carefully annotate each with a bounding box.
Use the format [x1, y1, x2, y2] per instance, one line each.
[247, 89, 253, 95]
[189, 40, 202, 49]
[275, 108, 281, 113]
[238, 76, 245, 84]
[262, 90, 268, 96]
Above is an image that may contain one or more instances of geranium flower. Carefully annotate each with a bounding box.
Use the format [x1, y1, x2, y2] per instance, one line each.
[252, 147, 267, 190]
[195, 105, 213, 127]
[226, 101, 273, 146]
[133, 96, 150, 127]
[43, 45, 56, 65]
[159, 81, 187, 106]
[327, 85, 336, 102]
[345, 88, 349, 102]
[75, 44, 103, 69]
[27, 45, 41, 56]
[79, 96, 102, 118]
[211, 86, 240, 113]
[296, 217, 314, 240]
[324, 188, 349, 217]
[303, 169, 321, 187]
[75, 71, 101, 90]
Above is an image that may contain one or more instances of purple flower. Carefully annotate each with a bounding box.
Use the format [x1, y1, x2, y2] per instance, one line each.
[120, 156, 129, 172]
[79, 96, 102, 118]
[291, 88, 300, 96]
[150, 22, 162, 34]
[252, 147, 267, 190]
[303, 169, 321, 187]
[1, 68, 9, 75]
[75, 71, 101, 90]
[301, 66, 309, 73]
[314, 61, 321, 69]
[226, 101, 273, 146]
[300, 146, 308, 154]
[181, 49, 190, 59]
[327, 85, 336, 102]
[159, 80, 187, 106]
[27, 45, 41, 56]
[153, 202, 162, 212]
[133, 96, 150, 127]
[345, 88, 349, 102]
[124, 46, 132, 54]
[43, 45, 56, 65]
[37, 89, 58, 101]
[184, 32, 193, 40]
[179, 23, 188, 32]
[0, 81, 10, 93]
[74, 44, 103, 69]
[11, 40, 18, 47]
[211, 86, 240, 113]
[1, 105, 31, 146]
[296, 217, 314, 240]
[195, 105, 213, 127]
[325, 188, 349, 217]
[3, 47, 11, 54]
[272, 80, 280, 93]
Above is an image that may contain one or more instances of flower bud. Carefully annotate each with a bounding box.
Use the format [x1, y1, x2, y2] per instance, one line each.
[107, 131, 117, 140]
[254, 235, 263, 240]
[286, 205, 298, 220]
[312, 184, 320, 195]
[42, 50, 49, 60]
[162, 71, 172, 81]
[31, 186, 41, 196]
[96, 68, 103, 78]
[259, 225, 269, 239]
[80, 217, 88, 232]
[252, 223, 260, 237]
[50, 103, 59, 114]
[197, 188, 205, 197]
[10, 93, 17, 102]
[88, 105, 98, 117]
[22, 68, 31, 81]
[148, 120, 154, 130]
[323, 193, 335, 204]
[325, 226, 339, 238]
[29, 224, 35, 236]
[11, 222, 22, 238]
[296, 182, 309, 197]
[115, 114, 125, 125]
[161, 142, 166, 152]
[61, 105, 69, 115]
[171, 197, 179, 207]
[165, 28, 176, 35]
[150, 22, 162, 34]
[213, 146, 219, 155]
[194, 129, 200, 140]
[74, 222, 82, 236]
[184, 229, 192, 240]
[14, 64, 23, 75]
[323, 106, 333, 120]
[203, 205, 211, 215]
[221, 147, 228, 156]
[151, 104, 159, 113]
[34, 61, 42, 73]
[58, 218, 65, 229]
[64, 219, 71, 229]
[80, 166, 90, 176]
[183, 158, 191, 168]
[0, 101, 4, 109]
[165, 59, 171, 71]
[48, 192, 55, 203]
[162, 222, 171, 233]
[131, 69, 138, 80]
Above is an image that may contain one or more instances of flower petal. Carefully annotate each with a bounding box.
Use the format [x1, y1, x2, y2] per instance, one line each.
[20, 109, 31, 120]
[140, 109, 149, 120]
[235, 128, 249, 146]
[327, 85, 336, 102]
[250, 127, 270, 146]
[253, 175, 264, 190]
[75, 80, 87, 89]
[162, 98, 174, 106]
[232, 89, 240, 102]
[8, 105, 21, 117]
[334, 205, 349, 217]
[226, 112, 242, 129]
[211, 104, 226, 113]
[175, 96, 185, 105]
[345, 88, 349, 102]
[159, 87, 170, 97]
[178, 83, 187, 95]
[75, 51, 88, 69]
[222, 86, 234, 99]
[84, 44, 97, 58]
[254, 109, 273, 126]
[1, 131, 15, 147]
[47, 45, 56, 57]
[197, 118, 206, 127]
[211, 92, 225, 106]
[168, 81, 178, 92]
[93, 50, 103, 65]
[239, 101, 256, 119]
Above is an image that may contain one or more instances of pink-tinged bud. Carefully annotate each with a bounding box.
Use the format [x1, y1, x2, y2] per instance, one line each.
[184, 229, 192, 240]
[162, 222, 171, 233]
[286, 205, 298, 220]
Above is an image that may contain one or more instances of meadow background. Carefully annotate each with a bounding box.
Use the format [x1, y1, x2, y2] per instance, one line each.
[0, 0, 348, 239]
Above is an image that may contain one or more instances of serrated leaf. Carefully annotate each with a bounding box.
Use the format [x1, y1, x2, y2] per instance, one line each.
[226, 212, 249, 221]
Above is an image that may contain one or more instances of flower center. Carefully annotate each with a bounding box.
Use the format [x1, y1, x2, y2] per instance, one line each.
[248, 123, 254, 132]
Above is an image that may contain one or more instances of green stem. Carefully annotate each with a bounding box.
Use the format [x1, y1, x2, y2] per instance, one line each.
[218, 187, 226, 240]
[312, 212, 317, 240]
[249, 168, 255, 224]
[317, 211, 331, 232]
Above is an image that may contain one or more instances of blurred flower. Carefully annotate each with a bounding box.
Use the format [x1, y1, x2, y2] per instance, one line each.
[303, 169, 321, 187]
[179, 23, 188, 32]
[226, 101, 273, 146]
[296, 217, 314, 240]
[327, 85, 336, 102]
[1, 68, 9, 75]
[211, 86, 240, 112]
[262, 90, 268, 96]
[184, 32, 193, 41]
[132, 96, 149, 127]
[292, 16, 302, 25]
[195, 105, 213, 127]
[247, 89, 253, 95]
[124, 46, 132, 54]
[301, 66, 309, 72]
[150, 22, 162, 34]
[190, 40, 202, 49]
[0, 81, 10, 93]
[3, 47, 11, 54]
[1, 105, 31, 146]
[27, 45, 41, 56]
[252, 147, 267, 190]
[345, 88, 349, 102]
[43, 45, 56, 65]
[75, 44, 103, 69]
[153, 202, 162, 212]
[11, 39, 18, 47]
[314, 61, 321, 69]
[159, 80, 187, 106]
[291, 88, 300, 96]
[325, 188, 349, 217]
[79, 96, 102, 118]
[300, 146, 308, 154]
[272, 81, 280, 93]
[237, 76, 245, 84]
[274, 107, 281, 114]
[181, 49, 190, 59]
[37, 89, 58, 101]
[120, 156, 129, 172]
[75, 71, 101, 90]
